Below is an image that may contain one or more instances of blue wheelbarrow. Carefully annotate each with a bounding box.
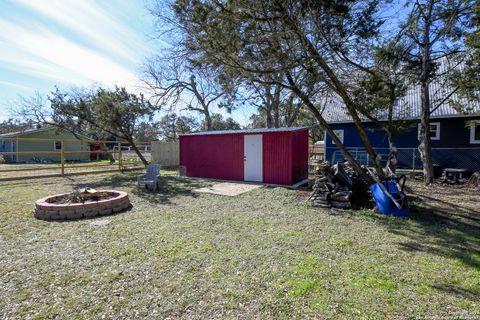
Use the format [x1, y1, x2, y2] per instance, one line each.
[370, 175, 409, 217]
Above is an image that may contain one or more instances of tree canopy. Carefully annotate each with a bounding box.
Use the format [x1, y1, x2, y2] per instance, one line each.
[162, 0, 390, 178]
[15, 86, 156, 165]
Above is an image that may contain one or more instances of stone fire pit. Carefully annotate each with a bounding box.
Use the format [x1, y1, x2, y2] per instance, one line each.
[34, 190, 130, 221]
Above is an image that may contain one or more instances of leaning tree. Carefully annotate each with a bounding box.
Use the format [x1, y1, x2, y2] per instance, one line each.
[352, 41, 414, 173]
[14, 87, 156, 166]
[152, 0, 394, 179]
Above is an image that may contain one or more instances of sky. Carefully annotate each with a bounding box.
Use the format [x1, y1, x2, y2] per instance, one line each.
[0, 0, 252, 125]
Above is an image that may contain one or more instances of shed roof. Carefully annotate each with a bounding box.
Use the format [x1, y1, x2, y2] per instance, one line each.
[181, 127, 308, 136]
[0, 126, 93, 140]
[321, 55, 480, 124]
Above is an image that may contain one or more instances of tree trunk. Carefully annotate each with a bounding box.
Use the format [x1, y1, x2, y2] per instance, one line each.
[318, 109, 371, 183]
[284, 72, 372, 183]
[385, 130, 397, 173]
[418, 4, 435, 185]
[272, 102, 280, 128]
[385, 88, 397, 174]
[272, 84, 281, 128]
[189, 76, 213, 131]
[264, 83, 274, 128]
[265, 105, 273, 128]
[283, 16, 384, 177]
[204, 111, 212, 131]
[128, 137, 149, 166]
[286, 98, 301, 127]
[419, 82, 434, 184]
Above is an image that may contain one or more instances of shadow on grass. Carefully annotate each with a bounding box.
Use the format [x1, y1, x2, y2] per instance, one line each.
[374, 189, 480, 271]
[73, 174, 209, 205]
[430, 284, 480, 301]
[410, 192, 480, 223]
[130, 176, 208, 204]
[345, 184, 480, 302]
[73, 172, 137, 189]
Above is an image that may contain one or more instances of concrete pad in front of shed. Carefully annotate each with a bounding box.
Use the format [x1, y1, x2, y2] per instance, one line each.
[193, 182, 261, 197]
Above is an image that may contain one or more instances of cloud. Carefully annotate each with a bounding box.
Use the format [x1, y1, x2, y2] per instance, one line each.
[0, 0, 253, 125]
[0, 80, 33, 91]
[0, 0, 157, 98]
[12, 0, 151, 63]
[0, 18, 141, 89]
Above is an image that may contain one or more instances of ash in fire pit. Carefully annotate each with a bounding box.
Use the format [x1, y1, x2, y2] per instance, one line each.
[54, 188, 116, 204]
[34, 188, 131, 221]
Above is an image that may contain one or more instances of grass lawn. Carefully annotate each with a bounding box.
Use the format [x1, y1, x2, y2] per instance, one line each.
[0, 172, 479, 319]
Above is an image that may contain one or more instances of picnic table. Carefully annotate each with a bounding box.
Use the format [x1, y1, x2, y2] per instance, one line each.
[443, 168, 468, 184]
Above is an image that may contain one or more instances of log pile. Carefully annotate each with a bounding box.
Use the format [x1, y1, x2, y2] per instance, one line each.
[309, 161, 373, 210]
[342, 161, 373, 209]
[466, 171, 480, 189]
[59, 188, 112, 204]
[310, 162, 335, 209]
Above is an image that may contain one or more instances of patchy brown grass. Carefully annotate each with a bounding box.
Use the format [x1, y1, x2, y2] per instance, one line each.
[0, 173, 478, 319]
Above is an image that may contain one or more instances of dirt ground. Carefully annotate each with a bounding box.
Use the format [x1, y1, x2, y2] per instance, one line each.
[193, 182, 262, 196]
[406, 178, 480, 228]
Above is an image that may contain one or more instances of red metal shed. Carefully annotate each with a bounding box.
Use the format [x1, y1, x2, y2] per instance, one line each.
[179, 127, 309, 185]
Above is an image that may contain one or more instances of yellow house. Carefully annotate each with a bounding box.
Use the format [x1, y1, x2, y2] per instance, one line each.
[0, 127, 92, 163]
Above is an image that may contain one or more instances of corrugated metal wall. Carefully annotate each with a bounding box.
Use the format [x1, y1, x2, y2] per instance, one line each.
[180, 128, 309, 185]
[262, 132, 293, 185]
[180, 134, 244, 181]
[291, 129, 309, 183]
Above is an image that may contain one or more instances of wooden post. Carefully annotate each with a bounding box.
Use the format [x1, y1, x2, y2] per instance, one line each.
[61, 141, 65, 175]
[412, 148, 416, 170]
[118, 142, 122, 172]
[15, 137, 19, 162]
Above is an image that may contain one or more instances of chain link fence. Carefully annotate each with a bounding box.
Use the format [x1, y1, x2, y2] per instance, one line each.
[329, 147, 480, 172]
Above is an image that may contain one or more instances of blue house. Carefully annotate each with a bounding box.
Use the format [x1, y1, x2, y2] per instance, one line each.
[322, 70, 480, 172]
[0, 139, 16, 162]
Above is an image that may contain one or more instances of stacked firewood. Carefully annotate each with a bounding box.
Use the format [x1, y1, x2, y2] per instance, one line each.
[310, 161, 373, 210]
[60, 188, 110, 204]
[342, 161, 373, 208]
[466, 171, 480, 189]
[310, 161, 353, 209]
[329, 187, 352, 209]
[310, 162, 335, 209]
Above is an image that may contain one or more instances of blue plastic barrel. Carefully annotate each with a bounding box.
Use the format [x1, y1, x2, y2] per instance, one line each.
[370, 181, 409, 217]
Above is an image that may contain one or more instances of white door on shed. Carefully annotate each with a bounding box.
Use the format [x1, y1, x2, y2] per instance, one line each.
[244, 134, 263, 182]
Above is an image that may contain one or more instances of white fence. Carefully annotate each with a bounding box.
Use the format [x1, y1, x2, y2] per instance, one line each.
[150, 142, 179, 167]
[112, 144, 151, 163]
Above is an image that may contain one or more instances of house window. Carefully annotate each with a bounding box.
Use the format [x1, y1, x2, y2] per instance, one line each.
[470, 121, 480, 144]
[54, 141, 62, 150]
[331, 130, 344, 144]
[418, 122, 440, 140]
